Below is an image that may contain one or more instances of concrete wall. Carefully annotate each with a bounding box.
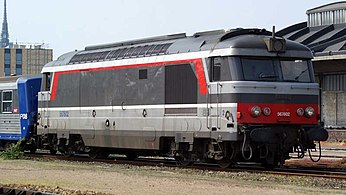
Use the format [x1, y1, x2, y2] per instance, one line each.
[25, 49, 53, 75]
[313, 59, 346, 129]
[327, 130, 346, 142]
[322, 92, 337, 127]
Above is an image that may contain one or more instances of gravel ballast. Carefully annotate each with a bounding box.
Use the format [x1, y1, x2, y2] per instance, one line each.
[0, 158, 345, 195]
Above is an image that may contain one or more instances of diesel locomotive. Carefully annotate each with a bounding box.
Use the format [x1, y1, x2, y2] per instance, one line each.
[35, 28, 328, 167]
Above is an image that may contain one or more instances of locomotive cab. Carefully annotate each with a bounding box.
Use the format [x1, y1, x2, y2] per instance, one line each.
[205, 33, 328, 166]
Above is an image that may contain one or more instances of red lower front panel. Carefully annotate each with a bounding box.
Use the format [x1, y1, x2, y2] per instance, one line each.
[237, 103, 318, 124]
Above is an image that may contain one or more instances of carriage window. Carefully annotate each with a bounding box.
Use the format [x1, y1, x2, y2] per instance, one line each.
[2, 91, 13, 113]
[280, 60, 311, 82]
[241, 58, 276, 81]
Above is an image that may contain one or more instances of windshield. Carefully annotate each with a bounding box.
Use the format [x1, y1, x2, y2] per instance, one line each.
[241, 58, 277, 81]
[239, 58, 312, 83]
[280, 60, 310, 82]
[208, 57, 313, 83]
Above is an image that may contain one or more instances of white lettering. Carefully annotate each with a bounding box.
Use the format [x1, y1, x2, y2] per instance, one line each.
[277, 112, 290, 117]
[20, 114, 28, 120]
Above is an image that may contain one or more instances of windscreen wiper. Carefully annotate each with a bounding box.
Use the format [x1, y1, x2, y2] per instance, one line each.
[294, 68, 308, 81]
[258, 73, 277, 79]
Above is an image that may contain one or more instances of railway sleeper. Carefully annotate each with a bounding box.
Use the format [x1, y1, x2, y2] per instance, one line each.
[0, 186, 55, 195]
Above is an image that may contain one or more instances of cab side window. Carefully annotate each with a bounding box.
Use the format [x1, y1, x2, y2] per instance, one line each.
[211, 57, 221, 81]
[42, 73, 51, 91]
[209, 57, 232, 81]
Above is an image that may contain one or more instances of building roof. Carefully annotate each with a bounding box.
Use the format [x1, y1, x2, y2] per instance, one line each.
[278, 22, 346, 57]
[307, 1, 346, 14]
[277, 2, 346, 57]
[278, 2, 346, 75]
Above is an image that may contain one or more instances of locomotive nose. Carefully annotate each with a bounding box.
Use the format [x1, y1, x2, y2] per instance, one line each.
[237, 103, 318, 124]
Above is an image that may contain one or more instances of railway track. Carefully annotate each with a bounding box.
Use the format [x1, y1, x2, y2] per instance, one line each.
[24, 152, 346, 180]
[0, 186, 56, 195]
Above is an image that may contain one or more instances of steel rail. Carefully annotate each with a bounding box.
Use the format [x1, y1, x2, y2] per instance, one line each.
[24, 153, 346, 180]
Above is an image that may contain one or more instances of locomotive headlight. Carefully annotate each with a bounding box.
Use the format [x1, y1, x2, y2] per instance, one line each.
[296, 108, 304, 117]
[251, 106, 261, 117]
[262, 107, 271, 116]
[304, 107, 315, 118]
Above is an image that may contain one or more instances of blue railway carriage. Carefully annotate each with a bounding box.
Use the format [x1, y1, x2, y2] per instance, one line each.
[0, 75, 41, 151]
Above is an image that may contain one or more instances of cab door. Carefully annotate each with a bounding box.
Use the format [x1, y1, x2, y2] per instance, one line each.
[38, 73, 51, 134]
[207, 82, 222, 131]
[207, 57, 224, 131]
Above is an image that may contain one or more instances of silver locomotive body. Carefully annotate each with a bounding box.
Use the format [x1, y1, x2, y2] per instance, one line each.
[37, 29, 327, 166]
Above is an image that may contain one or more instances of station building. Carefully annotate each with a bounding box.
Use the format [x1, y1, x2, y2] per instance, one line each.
[0, 45, 52, 77]
[278, 1, 346, 137]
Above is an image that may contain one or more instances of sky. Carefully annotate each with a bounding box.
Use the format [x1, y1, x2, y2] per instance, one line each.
[3, 0, 342, 59]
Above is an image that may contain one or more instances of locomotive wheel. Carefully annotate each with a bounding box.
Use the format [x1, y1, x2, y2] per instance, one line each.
[63, 151, 74, 157]
[262, 160, 279, 169]
[216, 158, 232, 169]
[126, 152, 138, 160]
[49, 148, 57, 155]
[217, 144, 236, 168]
[62, 151, 74, 157]
[29, 147, 37, 154]
[261, 153, 279, 169]
[60, 147, 74, 157]
[99, 151, 110, 159]
[89, 149, 99, 159]
[89, 149, 109, 159]
[101, 151, 109, 158]
[175, 152, 193, 166]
